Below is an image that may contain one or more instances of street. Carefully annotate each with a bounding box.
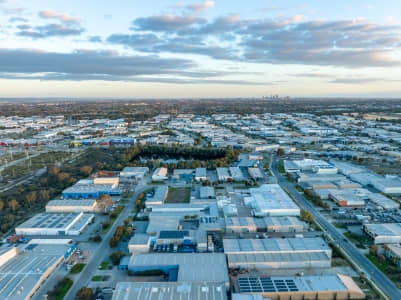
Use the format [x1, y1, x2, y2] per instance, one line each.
[271, 158, 401, 300]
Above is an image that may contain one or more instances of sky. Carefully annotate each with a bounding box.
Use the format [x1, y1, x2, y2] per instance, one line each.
[0, 0, 401, 98]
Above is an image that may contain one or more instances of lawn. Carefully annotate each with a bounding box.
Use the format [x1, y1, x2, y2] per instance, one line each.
[99, 261, 109, 270]
[165, 187, 191, 203]
[70, 263, 86, 274]
[48, 277, 73, 300]
[91, 275, 103, 282]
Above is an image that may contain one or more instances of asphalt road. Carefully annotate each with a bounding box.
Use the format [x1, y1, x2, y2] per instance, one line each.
[271, 158, 401, 300]
[64, 183, 149, 299]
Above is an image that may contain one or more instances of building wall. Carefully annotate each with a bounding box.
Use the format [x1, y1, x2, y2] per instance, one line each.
[0, 247, 17, 268]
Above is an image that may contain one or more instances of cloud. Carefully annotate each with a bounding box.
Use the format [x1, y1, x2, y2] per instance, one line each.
[0, 48, 268, 85]
[9, 17, 28, 23]
[186, 1, 215, 13]
[0, 48, 194, 78]
[17, 23, 84, 38]
[88, 35, 103, 43]
[132, 14, 206, 32]
[39, 10, 81, 23]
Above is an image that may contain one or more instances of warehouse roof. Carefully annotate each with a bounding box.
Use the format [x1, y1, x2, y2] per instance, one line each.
[223, 237, 330, 253]
[0, 239, 74, 300]
[228, 251, 330, 264]
[112, 282, 227, 300]
[17, 213, 81, 229]
[159, 230, 189, 239]
[129, 253, 229, 283]
[364, 223, 401, 236]
[237, 274, 363, 295]
[46, 199, 97, 207]
[368, 193, 399, 209]
[247, 184, 300, 215]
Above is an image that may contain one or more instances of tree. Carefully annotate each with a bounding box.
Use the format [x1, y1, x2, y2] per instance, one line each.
[277, 148, 285, 156]
[8, 199, 19, 212]
[80, 166, 93, 176]
[97, 194, 113, 211]
[25, 191, 37, 206]
[300, 210, 314, 224]
[0, 200, 4, 211]
[93, 235, 102, 242]
[76, 287, 93, 300]
[110, 251, 126, 265]
[369, 244, 378, 256]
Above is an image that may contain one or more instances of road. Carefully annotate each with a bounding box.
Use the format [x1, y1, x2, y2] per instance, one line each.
[63, 182, 149, 299]
[271, 158, 401, 300]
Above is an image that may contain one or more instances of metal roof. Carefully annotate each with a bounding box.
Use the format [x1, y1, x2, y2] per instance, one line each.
[112, 282, 227, 300]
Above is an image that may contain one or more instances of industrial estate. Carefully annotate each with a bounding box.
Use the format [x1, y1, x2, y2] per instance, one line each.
[1, 110, 401, 300]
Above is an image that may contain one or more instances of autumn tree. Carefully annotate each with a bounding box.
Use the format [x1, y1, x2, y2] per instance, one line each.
[76, 287, 93, 300]
[8, 199, 19, 212]
[80, 166, 93, 176]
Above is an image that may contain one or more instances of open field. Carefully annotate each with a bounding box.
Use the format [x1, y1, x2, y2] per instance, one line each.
[165, 187, 191, 203]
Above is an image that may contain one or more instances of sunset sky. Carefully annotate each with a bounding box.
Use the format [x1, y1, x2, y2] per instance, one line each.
[1, 0, 401, 98]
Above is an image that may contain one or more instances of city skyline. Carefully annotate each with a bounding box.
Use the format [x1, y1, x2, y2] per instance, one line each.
[1, 0, 401, 98]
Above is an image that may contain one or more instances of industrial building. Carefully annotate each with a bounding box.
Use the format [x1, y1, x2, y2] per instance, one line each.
[230, 167, 245, 181]
[200, 186, 216, 199]
[223, 237, 331, 269]
[372, 178, 401, 195]
[15, 212, 94, 236]
[0, 239, 75, 300]
[128, 253, 229, 288]
[62, 183, 121, 199]
[363, 223, 401, 244]
[225, 217, 306, 233]
[329, 189, 368, 207]
[248, 168, 263, 180]
[284, 159, 337, 174]
[235, 274, 365, 300]
[112, 282, 228, 300]
[194, 167, 207, 181]
[128, 234, 152, 255]
[368, 193, 399, 209]
[244, 184, 300, 217]
[152, 167, 168, 181]
[217, 167, 231, 181]
[45, 199, 98, 213]
[145, 186, 168, 205]
[119, 167, 149, 181]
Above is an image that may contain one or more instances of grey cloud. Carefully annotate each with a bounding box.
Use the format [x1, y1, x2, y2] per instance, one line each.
[17, 23, 84, 38]
[132, 15, 206, 32]
[0, 49, 194, 77]
[107, 33, 160, 48]
[9, 17, 28, 23]
[88, 35, 103, 43]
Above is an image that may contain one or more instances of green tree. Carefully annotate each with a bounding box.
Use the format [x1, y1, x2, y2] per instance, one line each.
[110, 251, 126, 265]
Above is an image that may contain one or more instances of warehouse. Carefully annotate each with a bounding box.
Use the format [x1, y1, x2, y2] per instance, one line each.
[62, 183, 121, 199]
[217, 167, 231, 181]
[194, 167, 207, 181]
[363, 223, 401, 244]
[93, 176, 119, 185]
[128, 234, 151, 255]
[329, 189, 367, 207]
[0, 239, 75, 300]
[331, 161, 364, 176]
[235, 274, 365, 300]
[372, 178, 401, 195]
[145, 186, 168, 205]
[119, 167, 149, 181]
[15, 212, 94, 236]
[224, 237, 331, 269]
[200, 186, 216, 199]
[152, 167, 168, 181]
[225, 217, 306, 233]
[248, 167, 263, 180]
[244, 184, 300, 217]
[45, 199, 98, 213]
[128, 253, 229, 288]
[112, 282, 227, 300]
[368, 193, 399, 209]
[230, 167, 245, 181]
